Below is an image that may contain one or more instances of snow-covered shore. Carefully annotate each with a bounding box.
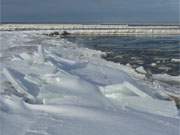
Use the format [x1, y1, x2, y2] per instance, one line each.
[0, 30, 180, 135]
[1, 24, 180, 35]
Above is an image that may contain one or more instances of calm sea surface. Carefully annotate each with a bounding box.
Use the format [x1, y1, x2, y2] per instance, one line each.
[66, 36, 180, 76]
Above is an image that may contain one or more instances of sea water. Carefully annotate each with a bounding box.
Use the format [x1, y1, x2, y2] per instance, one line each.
[66, 35, 180, 76]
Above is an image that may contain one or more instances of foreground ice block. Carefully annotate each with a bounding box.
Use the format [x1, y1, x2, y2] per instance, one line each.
[100, 82, 178, 117]
[2, 68, 42, 104]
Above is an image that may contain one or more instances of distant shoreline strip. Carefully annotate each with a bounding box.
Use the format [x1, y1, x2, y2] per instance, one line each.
[0, 24, 180, 35]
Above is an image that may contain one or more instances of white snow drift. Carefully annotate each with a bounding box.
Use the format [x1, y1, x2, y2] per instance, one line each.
[0, 30, 179, 135]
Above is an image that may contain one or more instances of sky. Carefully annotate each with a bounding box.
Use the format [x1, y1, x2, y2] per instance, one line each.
[1, 0, 180, 24]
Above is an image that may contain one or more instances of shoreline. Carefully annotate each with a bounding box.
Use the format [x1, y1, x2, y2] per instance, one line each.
[1, 24, 180, 35]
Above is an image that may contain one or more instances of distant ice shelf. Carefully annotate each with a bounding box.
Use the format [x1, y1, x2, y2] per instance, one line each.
[0, 24, 180, 35]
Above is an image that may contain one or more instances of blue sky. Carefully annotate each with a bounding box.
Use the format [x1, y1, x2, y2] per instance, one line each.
[1, 0, 179, 24]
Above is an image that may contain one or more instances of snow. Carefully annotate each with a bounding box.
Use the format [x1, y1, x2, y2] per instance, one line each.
[0, 30, 180, 135]
[151, 63, 157, 67]
[135, 66, 147, 74]
[171, 58, 180, 63]
[152, 74, 180, 85]
[99, 82, 178, 117]
[99, 82, 151, 98]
